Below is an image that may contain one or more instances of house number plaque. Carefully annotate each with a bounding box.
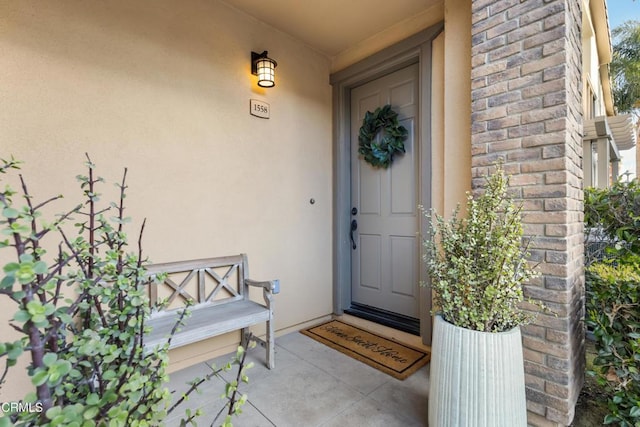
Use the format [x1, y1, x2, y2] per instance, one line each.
[250, 99, 270, 119]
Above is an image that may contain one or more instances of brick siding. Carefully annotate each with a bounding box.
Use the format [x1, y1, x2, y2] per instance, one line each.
[470, 1, 584, 425]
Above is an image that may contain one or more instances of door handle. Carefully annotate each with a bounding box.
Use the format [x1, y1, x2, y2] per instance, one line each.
[350, 219, 358, 250]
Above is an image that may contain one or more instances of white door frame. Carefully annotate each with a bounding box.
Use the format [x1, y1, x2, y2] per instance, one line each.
[330, 22, 443, 345]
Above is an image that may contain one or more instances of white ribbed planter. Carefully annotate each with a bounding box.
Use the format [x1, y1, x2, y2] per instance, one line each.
[428, 314, 527, 427]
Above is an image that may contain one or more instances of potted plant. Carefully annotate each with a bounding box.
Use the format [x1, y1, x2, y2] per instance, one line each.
[424, 163, 539, 427]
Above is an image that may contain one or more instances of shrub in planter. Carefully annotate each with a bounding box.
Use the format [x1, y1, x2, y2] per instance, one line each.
[424, 163, 539, 427]
[586, 262, 640, 426]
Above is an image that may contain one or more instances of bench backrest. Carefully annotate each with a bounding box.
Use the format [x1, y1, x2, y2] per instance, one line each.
[145, 254, 250, 312]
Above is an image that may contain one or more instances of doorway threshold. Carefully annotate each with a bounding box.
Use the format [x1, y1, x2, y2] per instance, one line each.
[344, 303, 420, 336]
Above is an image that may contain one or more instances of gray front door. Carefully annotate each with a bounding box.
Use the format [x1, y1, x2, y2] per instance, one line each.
[350, 62, 420, 319]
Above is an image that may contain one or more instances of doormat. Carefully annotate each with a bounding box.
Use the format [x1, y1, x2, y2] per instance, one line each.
[300, 320, 430, 380]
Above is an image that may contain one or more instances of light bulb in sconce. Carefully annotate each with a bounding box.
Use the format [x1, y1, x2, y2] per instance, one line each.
[251, 51, 277, 88]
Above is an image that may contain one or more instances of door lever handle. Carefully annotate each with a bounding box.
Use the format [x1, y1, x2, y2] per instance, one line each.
[350, 219, 358, 250]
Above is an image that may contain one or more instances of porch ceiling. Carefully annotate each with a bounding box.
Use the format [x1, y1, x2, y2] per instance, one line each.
[221, 0, 440, 57]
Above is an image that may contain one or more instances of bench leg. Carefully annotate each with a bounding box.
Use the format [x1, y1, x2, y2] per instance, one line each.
[266, 318, 275, 370]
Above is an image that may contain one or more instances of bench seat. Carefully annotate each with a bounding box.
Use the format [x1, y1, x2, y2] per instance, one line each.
[143, 254, 279, 369]
[146, 299, 271, 350]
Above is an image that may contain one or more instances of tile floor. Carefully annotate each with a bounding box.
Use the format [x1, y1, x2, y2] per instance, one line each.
[166, 331, 430, 426]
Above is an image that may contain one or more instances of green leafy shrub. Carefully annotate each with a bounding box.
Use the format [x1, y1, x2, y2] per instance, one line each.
[586, 262, 640, 426]
[0, 156, 250, 426]
[585, 180, 640, 257]
[0, 156, 170, 426]
[423, 163, 539, 332]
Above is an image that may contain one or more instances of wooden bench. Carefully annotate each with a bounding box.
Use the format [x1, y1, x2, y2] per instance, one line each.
[143, 254, 280, 369]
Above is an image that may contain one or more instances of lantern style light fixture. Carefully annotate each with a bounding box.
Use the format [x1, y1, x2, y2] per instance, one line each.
[251, 51, 277, 88]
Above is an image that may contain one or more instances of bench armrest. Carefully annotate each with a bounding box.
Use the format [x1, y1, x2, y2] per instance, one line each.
[246, 279, 280, 294]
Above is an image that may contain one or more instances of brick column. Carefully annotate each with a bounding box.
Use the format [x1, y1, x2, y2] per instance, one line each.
[470, 1, 584, 425]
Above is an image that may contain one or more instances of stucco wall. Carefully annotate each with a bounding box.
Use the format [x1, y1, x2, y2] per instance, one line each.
[0, 0, 332, 401]
[581, 1, 606, 118]
[331, 3, 445, 73]
[430, 0, 473, 218]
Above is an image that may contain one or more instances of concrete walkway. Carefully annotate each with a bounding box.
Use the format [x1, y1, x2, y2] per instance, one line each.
[166, 331, 430, 426]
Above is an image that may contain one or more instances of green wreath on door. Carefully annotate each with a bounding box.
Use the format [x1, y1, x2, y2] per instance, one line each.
[358, 104, 408, 168]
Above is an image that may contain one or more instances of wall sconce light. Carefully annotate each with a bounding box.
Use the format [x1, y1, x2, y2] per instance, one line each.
[251, 51, 277, 88]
